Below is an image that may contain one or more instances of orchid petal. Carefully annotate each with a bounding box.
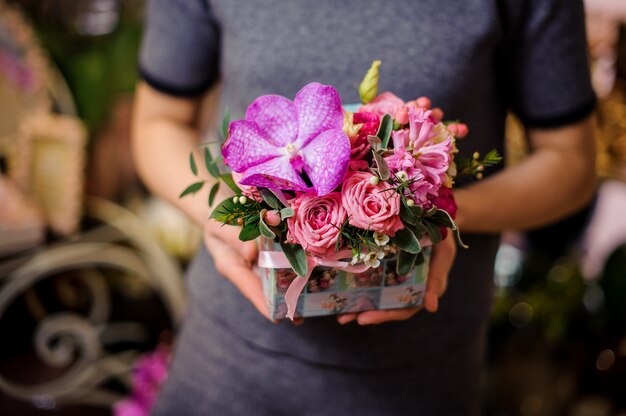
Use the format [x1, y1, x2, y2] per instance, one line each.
[245, 95, 298, 146]
[222, 120, 281, 172]
[239, 156, 309, 191]
[301, 129, 351, 195]
[293, 83, 344, 148]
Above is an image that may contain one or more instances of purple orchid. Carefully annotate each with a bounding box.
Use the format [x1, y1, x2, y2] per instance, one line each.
[222, 83, 351, 196]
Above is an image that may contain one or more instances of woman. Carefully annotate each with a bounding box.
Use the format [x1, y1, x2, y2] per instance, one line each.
[132, 1, 596, 414]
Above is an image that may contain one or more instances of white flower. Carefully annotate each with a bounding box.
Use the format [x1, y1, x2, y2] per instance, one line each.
[396, 170, 409, 182]
[351, 252, 360, 265]
[360, 250, 385, 268]
[373, 232, 390, 247]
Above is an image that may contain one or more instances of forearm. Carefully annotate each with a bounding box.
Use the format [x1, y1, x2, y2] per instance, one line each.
[455, 117, 596, 233]
[131, 84, 226, 226]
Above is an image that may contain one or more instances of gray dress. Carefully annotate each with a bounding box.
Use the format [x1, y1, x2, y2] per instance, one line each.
[139, 1, 595, 414]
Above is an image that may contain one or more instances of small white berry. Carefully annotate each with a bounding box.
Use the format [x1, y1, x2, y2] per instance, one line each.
[406, 198, 415, 207]
[232, 196, 239, 204]
[369, 176, 380, 185]
[239, 196, 248, 204]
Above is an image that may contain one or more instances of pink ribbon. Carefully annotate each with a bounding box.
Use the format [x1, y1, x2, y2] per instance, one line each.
[258, 249, 371, 320]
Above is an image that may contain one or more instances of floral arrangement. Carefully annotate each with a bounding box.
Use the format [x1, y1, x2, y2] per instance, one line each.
[181, 61, 500, 319]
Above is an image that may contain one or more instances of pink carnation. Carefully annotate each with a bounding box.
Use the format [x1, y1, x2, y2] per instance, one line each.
[431, 186, 457, 240]
[359, 92, 405, 118]
[286, 192, 347, 256]
[341, 171, 404, 236]
[349, 112, 379, 171]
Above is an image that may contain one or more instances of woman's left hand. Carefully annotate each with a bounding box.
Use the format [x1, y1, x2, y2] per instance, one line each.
[336, 231, 457, 325]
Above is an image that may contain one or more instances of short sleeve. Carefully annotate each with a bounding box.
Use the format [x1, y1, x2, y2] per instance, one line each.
[139, 0, 221, 97]
[506, 0, 596, 128]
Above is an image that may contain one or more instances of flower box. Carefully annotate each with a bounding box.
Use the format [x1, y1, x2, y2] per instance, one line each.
[259, 239, 430, 319]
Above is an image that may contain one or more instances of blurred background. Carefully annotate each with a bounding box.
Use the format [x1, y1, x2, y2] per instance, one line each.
[0, 0, 624, 415]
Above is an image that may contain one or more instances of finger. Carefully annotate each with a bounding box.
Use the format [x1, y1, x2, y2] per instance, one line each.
[206, 220, 258, 263]
[337, 313, 358, 325]
[425, 234, 456, 313]
[206, 235, 272, 321]
[356, 308, 421, 325]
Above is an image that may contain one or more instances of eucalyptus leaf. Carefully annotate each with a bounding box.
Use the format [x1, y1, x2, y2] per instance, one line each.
[280, 240, 308, 277]
[376, 114, 393, 149]
[400, 200, 417, 225]
[397, 250, 418, 276]
[411, 221, 428, 240]
[454, 228, 469, 249]
[259, 188, 283, 210]
[259, 209, 277, 239]
[367, 135, 382, 152]
[221, 107, 231, 140]
[219, 173, 240, 194]
[189, 152, 198, 176]
[392, 228, 422, 254]
[179, 181, 204, 198]
[239, 223, 261, 241]
[208, 182, 220, 206]
[424, 206, 438, 217]
[424, 221, 442, 244]
[373, 151, 390, 180]
[415, 251, 426, 266]
[280, 207, 295, 220]
[204, 147, 220, 178]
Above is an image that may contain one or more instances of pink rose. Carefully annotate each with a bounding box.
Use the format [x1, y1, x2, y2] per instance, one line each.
[286, 192, 347, 256]
[341, 171, 404, 236]
[359, 92, 405, 118]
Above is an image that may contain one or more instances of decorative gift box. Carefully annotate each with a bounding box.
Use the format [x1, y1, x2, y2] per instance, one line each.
[258, 238, 431, 319]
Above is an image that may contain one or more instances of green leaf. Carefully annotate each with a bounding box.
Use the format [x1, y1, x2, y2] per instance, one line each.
[373, 151, 390, 180]
[210, 198, 237, 222]
[239, 223, 261, 241]
[279, 240, 308, 277]
[424, 206, 438, 217]
[204, 147, 220, 178]
[392, 228, 422, 254]
[221, 107, 231, 140]
[424, 221, 442, 244]
[367, 135, 382, 152]
[376, 114, 393, 149]
[280, 207, 295, 220]
[179, 181, 205, 198]
[397, 250, 418, 275]
[259, 209, 277, 239]
[189, 152, 198, 176]
[453, 228, 469, 249]
[415, 251, 426, 266]
[411, 221, 429, 240]
[219, 173, 240, 194]
[400, 200, 417, 225]
[208, 182, 220, 206]
[259, 188, 283, 210]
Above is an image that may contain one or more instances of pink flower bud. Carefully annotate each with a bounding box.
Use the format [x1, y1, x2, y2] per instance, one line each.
[264, 210, 282, 226]
[415, 96, 431, 109]
[455, 123, 469, 138]
[431, 107, 444, 121]
[394, 108, 409, 124]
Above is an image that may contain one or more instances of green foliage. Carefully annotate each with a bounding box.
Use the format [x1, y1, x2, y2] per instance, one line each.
[259, 209, 277, 239]
[280, 240, 308, 277]
[179, 181, 204, 198]
[397, 250, 418, 275]
[280, 207, 295, 220]
[189, 152, 198, 176]
[204, 147, 220, 178]
[208, 182, 220, 206]
[392, 228, 422, 254]
[259, 188, 284, 210]
[456, 149, 502, 179]
[376, 114, 393, 149]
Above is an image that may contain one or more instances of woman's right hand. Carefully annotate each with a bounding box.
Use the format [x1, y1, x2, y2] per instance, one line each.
[203, 220, 273, 320]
